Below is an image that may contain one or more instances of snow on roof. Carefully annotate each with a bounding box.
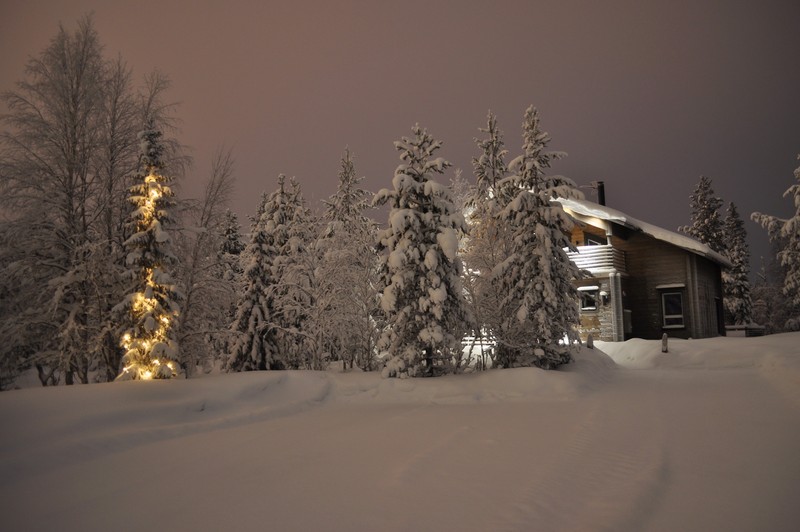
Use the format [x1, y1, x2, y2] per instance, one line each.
[555, 197, 733, 268]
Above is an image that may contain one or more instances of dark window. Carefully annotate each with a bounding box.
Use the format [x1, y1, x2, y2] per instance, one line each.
[662, 292, 684, 328]
[580, 289, 599, 311]
[584, 234, 607, 246]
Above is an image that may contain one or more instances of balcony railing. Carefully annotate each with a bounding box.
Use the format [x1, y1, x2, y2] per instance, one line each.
[567, 245, 626, 274]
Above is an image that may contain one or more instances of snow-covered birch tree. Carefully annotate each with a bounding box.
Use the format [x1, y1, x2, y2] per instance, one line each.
[752, 155, 800, 329]
[374, 125, 471, 378]
[0, 16, 105, 385]
[173, 147, 237, 375]
[491, 106, 582, 369]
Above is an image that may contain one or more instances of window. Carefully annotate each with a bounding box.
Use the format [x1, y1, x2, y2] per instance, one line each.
[578, 286, 599, 311]
[584, 234, 607, 246]
[661, 291, 684, 328]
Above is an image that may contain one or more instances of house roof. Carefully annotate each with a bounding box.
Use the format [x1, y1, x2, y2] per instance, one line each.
[555, 197, 733, 268]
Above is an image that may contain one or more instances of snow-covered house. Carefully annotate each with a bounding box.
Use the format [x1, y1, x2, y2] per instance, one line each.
[555, 197, 732, 342]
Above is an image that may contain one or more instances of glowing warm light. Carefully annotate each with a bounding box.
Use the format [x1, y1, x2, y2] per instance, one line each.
[116, 158, 179, 382]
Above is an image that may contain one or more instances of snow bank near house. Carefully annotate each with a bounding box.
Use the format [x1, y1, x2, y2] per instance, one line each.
[597, 333, 800, 407]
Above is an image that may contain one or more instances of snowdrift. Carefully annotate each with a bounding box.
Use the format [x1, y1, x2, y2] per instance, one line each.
[1, 334, 798, 532]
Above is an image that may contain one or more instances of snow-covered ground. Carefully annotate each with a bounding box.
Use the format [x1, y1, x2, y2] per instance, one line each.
[1, 334, 799, 531]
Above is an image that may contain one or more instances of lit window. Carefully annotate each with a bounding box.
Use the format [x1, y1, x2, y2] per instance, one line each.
[662, 292, 684, 328]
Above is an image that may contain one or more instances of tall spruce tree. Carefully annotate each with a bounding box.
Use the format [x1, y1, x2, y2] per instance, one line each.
[463, 112, 510, 367]
[323, 148, 372, 229]
[752, 155, 800, 329]
[679, 176, 725, 252]
[115, 123, 181, 380]
[275, 177, 320, 369]
[374, 125, 471, 377]
[221, 209, 245, 257]
[226, 174, 290, 371]
[318, 149, 380, 370]
[468, 111, 508, 210]
[491, 106, 582, 369]
[722, 202, 753, 325]
[227, 187, 281, 371]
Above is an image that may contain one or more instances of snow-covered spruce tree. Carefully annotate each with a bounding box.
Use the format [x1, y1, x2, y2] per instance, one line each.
[227, 182, 286, 371]
[679, 175, 725, 253]
[722, 202, 753, 325]
[462, 112, 510, 368]
[318, 149, 380, 370]
[272, 176, 321, 369]
[468, 111, 508, 210]
[323, 148, 373, 229]
[212, 208, 245, 364]
[492, 106, 582, 369]
[752, 155, 800, 329]
[373, 125, 471, 378]
[115, 123, 181, 380]
[221, 209, 246, 257]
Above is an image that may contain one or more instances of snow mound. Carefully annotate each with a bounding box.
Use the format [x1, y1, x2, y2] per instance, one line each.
[598, 332, 800, 407]
[0, 371, 332, 483]
[331, 345, 616, 405]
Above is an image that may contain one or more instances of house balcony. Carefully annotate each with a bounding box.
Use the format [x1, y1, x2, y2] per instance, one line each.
[567, 245, 627, 275]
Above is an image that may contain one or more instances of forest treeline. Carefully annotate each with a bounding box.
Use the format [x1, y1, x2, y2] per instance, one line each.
[2, 18, 797, 388]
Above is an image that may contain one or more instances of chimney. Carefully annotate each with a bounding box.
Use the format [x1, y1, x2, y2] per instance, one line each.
[596, 181, 606, 206]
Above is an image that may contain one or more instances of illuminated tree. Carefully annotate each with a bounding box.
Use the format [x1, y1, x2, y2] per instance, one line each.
[115, 122, 181, 380]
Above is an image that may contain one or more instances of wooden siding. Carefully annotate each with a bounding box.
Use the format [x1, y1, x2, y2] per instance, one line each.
[611, 232, 723, 340]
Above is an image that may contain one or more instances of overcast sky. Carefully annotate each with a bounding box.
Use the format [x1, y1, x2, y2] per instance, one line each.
[2, 0, 799, 273]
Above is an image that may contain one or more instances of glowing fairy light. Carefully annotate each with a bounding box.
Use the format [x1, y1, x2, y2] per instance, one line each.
[115, 126, 180, 382]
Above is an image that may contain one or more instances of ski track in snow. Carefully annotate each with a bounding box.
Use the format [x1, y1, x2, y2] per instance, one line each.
[495, 379, 669, 532]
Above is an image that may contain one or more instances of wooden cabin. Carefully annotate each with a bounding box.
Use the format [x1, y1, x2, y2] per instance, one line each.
[555, 197, 732, 342]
